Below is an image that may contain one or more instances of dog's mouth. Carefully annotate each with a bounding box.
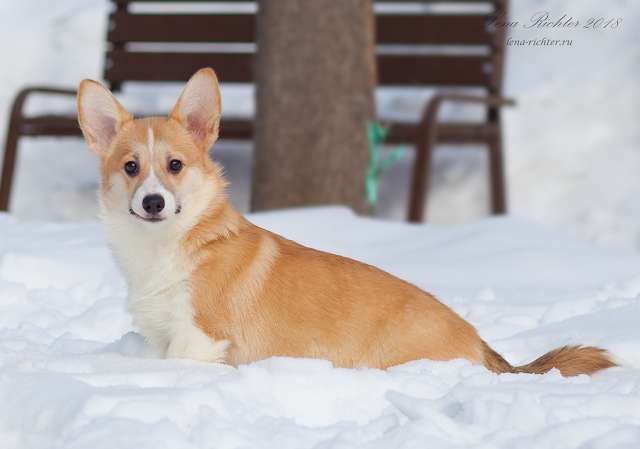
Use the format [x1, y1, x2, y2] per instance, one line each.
[129, 208, 165, 223]
[128, 205, 181, 223]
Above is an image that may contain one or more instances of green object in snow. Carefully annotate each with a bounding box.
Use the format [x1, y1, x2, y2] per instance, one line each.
[366, 121, 406, 212]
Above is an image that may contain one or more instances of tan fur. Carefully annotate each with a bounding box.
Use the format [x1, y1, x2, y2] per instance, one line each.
[183, 209, 487, 368]
[79, 68, 617, 376]
[482, 344, 617, 376]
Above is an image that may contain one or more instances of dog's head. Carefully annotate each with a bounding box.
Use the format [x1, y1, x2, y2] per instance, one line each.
[77, 68, 226, 229]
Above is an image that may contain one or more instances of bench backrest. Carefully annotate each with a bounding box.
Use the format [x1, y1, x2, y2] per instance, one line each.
[106, 0, 507, 96]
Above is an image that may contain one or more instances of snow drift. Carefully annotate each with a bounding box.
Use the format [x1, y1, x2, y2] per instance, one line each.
[1, 207, 639, 448]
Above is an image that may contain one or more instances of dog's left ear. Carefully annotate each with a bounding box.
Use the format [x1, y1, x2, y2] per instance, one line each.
[170, 67, 222, 151]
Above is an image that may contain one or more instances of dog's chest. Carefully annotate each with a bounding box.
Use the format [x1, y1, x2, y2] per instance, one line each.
[124, 245, 194, 350]
[105, 220, 229, 363]
[125, 254, 228, 362]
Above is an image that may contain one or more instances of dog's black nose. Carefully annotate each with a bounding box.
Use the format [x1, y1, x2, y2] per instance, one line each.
[142, 194, 165, 215]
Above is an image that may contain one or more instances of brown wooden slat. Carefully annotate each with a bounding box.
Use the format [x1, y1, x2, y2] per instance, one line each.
[106, 52, 490, 86]
[109, 12, 255, 43]
[20, 116, 81, 136]
[109, 12, 490, 46]
[113, 0, 254, 3]
[105, 51, 254, 82]
[19, 114, 253, 139]
[384, 123, 418, 144]
[378, 54, 491, 86]
[377, 14, 491, 45]
[219, 118, 253, 140]
[377, 0, 495, 2]
[437, 123, 498, 142]
[111, 0, 494, 3]
[386, 122, 497, 144]
[18, 116, 495, 143]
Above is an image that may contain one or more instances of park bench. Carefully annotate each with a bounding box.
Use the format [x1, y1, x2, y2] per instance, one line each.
[0, 0, 513, 222]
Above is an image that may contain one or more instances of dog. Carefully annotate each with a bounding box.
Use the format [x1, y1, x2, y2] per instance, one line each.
[77, 68, 615, 376]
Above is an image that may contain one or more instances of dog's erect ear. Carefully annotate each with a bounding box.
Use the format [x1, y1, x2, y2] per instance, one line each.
[77, 80, 132, 156]
[170, 67, 221, 151]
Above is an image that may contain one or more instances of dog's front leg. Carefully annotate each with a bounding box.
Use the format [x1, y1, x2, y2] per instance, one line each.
[166, 322, 230, 363]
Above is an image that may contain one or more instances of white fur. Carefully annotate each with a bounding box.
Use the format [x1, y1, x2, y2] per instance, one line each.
[128, 129, 177, 220]
[101, 174, 229, 363]
[130, 168, 178, 220]
[147, 127, 155, 154]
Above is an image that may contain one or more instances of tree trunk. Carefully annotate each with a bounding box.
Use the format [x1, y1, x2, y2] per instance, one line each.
[251, 0, 376, 214]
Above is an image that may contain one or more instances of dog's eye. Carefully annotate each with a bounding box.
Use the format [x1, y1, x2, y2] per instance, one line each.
[168, 159, 183, 174]
[124, 161, 138, 176]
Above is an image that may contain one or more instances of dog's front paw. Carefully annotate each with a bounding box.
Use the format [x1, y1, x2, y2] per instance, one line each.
[166, 326, 230, 363]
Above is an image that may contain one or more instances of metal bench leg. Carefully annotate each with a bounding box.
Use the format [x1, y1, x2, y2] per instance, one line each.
[488, 134, 507, 214]
[408, 122, 440, 223]
[408, 139, 434, 223]
[0, 121, 20, 211]
[408, 98, 442, 223]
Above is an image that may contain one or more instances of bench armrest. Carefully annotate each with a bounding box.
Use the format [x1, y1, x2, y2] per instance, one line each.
[428, 94, 516, 109]
[9, 87, 77, 122]
[417, 94, 515, 142]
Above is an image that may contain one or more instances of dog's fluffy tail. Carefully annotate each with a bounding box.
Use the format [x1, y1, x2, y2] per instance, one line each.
[481, 341, 616, 376]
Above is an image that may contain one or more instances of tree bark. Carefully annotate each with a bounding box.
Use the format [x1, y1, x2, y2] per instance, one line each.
[252, 0, 376, 214]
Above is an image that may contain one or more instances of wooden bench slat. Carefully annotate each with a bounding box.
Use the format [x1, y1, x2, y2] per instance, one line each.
[113, 0, 255, 3]
[20, 115, 253, 140]
[110, 13, 491, 45]
[20, 116, 81, 137]
[377, 14, 491, 45]
[219, 118, 253, 140]
[109, 12, 256, 43]
[378, 54, 491, 86]
[19, 115, 497, 145]
[106, 51, 254, 82]
[386, 122, 498, 144]
[106, 51, 491, 86]
[111, 0, 495, 3]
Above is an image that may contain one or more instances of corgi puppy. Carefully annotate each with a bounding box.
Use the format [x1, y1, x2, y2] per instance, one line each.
[77, 68, 615, 376]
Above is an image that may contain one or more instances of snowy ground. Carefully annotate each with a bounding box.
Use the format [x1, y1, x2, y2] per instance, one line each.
[0, 0, 639, 251]
[1, 3, 639, 445]
[1, 207, 640, 448]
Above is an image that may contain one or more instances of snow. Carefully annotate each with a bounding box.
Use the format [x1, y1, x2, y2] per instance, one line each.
[1, 0, 639, 251]
[1, 207, 640, 448]
[1, 2, 639, 445]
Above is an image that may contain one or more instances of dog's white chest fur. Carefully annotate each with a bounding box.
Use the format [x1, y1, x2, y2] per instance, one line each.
[105, 217, 228, 362]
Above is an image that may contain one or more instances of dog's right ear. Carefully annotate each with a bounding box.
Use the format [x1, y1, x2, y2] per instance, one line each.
[77, 80, 132, 156]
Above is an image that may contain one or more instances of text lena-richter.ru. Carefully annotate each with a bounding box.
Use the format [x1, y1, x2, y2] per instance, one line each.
[489, 11, 623, 31]
[506, 37, 573, 47]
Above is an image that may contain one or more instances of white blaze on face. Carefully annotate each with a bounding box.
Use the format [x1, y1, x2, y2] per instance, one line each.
[130, 127, 177, 220]
[147, 126, 154, 154]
